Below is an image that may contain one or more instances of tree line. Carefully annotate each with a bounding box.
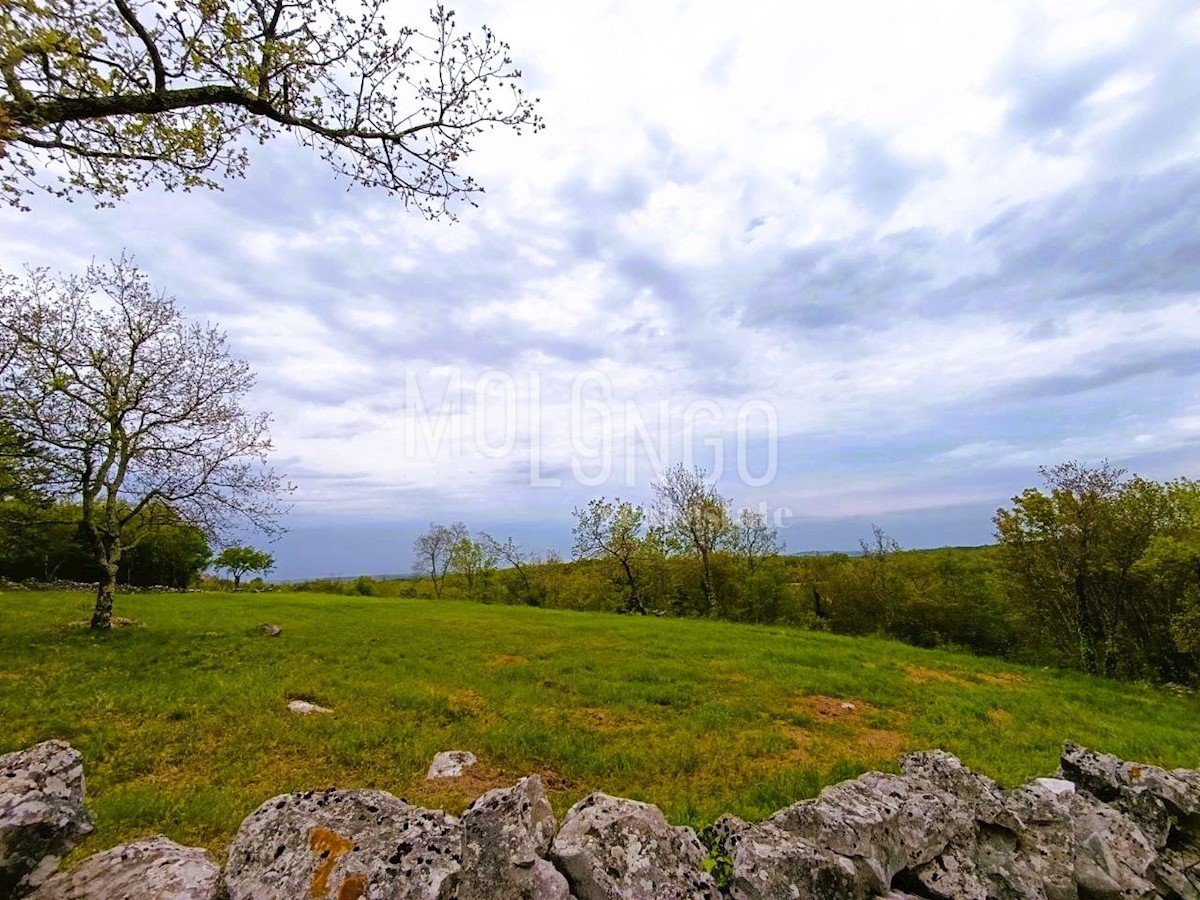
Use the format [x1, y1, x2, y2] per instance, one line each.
[393, 462, 1200, 685]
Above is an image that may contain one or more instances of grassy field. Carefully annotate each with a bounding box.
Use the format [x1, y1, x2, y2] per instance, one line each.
[2, 589, 1199, 862]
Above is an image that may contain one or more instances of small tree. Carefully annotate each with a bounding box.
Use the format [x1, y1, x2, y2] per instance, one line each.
[731, 508, 783, 573]
[0, 256, 288, 627]
[651, 464, 733, 616]
[480, 532, 539, 603]
[213, 545, 274, 590]
[412, 520, 466, 599]
[448, 533, 496, 600]
[572, 497, 649, 614]
[0, 1, 542, 210]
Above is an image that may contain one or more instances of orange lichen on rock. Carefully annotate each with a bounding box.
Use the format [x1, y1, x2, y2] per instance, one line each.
[309, 826, 354, 899]
[337, 874, 368, 900]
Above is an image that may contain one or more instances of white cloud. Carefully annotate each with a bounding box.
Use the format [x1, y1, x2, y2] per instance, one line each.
[2, 0, 1199, 573]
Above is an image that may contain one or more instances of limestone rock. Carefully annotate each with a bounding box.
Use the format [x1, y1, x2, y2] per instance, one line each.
[28, 836, 221, 900]
[768, 770, 973, 891]
[1153, 843, 1200, 899]
[261, 624, 282, 637]
[900, 764, 1077, 900]
[901, 750, 1022, 832]
[1070, 789, 1158, 899]
[0, 741, 94, 897]
[287, 700, 332, 715]
[550, 792, 720, 899]
[223, 789, 461, 900]
[425, 751, 476, 779]
[458, 775, 568, 900]
[713, 816, 866, 900]
[1061, 741, 1200, 821]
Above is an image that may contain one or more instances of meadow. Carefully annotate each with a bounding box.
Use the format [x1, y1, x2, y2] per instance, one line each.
[2, 589, 1198, 862]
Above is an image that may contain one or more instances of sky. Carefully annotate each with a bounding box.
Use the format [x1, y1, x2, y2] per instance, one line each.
[2, 0, 1199, 579]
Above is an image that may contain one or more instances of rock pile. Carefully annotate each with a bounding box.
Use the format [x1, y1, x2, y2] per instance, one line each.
[1, 739, 1197, 899]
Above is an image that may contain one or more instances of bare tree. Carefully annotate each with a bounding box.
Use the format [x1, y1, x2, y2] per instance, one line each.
[0, 256, 289, 628]
[731, 508, 783, 572]
[0, 1, 542, 210]
[572, 497, 648, 614]
[651, 463, 732, 615]
[480, 531, 536, 600]
[411, 520, 466, 599]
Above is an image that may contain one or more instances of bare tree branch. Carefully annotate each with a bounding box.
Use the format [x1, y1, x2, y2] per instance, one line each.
[0, 0, 543, 211]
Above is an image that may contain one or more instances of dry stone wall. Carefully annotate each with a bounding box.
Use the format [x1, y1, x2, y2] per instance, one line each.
[2, 739, 1198, 899]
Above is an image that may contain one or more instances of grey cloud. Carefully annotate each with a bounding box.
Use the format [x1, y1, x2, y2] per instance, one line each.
[997, 1, 1200, 164]
[1003, 53, 1122, 142]
[824, 126, 940, 214]
[740, 229, 938, 331]
[954, 160, 1200, 308]
[990, 345, 1200, 404]
[557, 171, 654, 221]
[1102, 50, 1200, 168]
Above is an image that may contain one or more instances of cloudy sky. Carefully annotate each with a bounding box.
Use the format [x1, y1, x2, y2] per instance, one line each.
[3, 0, 1199, 578]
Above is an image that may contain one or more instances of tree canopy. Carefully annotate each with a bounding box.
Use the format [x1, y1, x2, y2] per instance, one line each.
[994, 461, 1200, 680]
[0, 0, 542, 210]
[0, 255, 288, 626]
[213, 544, 273, 589]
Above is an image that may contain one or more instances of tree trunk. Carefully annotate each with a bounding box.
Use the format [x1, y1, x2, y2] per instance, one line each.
[233, 572, 242, 590]
[90, 565, 117, 629]
[699, 548, 713, 616]
[619, 558, 644, 614]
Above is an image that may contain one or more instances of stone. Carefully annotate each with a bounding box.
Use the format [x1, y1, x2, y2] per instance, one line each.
[898, 762, 1077, 900]
[261, 624, 282, 637]
[0, 740, 94, 897]
[1061, 741, 1200, 820]
[1070, 789, 1158, 899]
[425, 751, 477, 779]
[769, 770, 973, 892]
[550, 792, 720, 899]
[28, 835, 221, 899]
[1153, 843, 1200, 899]
[287, 700, 332, 715]
[223, 789, 461, 900]
[1034, 778, 1077, 797]
[901, 750, 1022, 832]
[713, 816, 866, 900]
[1115, 785, 1172, 850]
[458, 775, 569, 900]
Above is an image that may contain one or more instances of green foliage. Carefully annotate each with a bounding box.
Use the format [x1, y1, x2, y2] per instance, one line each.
[994, 462, 1200, 681]
[212, 546, 274, 590]
[349, 575, 377, 596]
[571, 498, 653, 614]
[448, 534, 497, 602]
[0, 500, 210, 587]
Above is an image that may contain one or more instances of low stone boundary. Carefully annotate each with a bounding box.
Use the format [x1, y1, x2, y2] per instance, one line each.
[2, 739, 1197, 898]
[0, 579, 189, 593]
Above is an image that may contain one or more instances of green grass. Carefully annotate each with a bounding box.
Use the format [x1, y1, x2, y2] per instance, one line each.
[2, 590, 1198, 861]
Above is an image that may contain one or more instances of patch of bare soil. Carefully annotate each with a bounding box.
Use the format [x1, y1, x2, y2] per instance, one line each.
[405, 760, 579, 813]
[792, 694, 874, 721]
[776, 694, 908, 768]
[977, 671, 1028, 687]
